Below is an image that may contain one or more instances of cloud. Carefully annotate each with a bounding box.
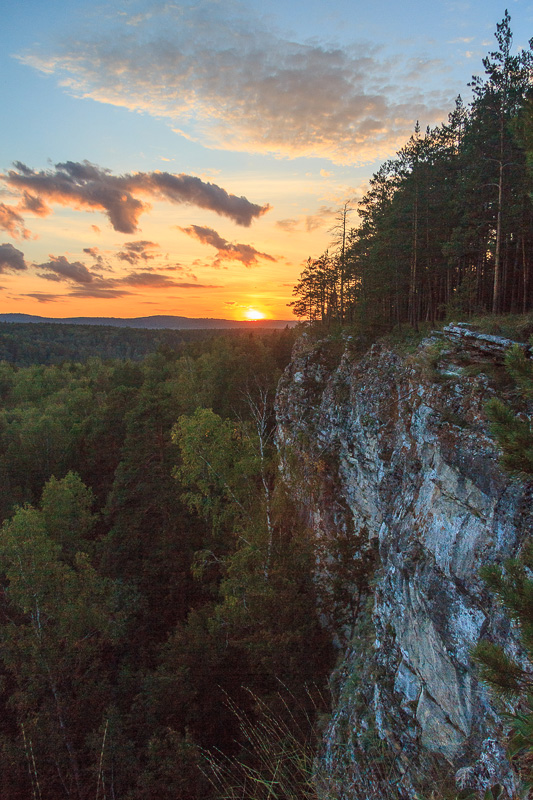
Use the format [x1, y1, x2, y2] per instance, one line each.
[60, 273, 222, 298]
[2, 160, 270, 234]
[115, 273, 221, 289]
[17, 1, 455, 165]
[275, 206, 337, 233]
[0, 204, 31, 239]
[157, 264, 184, 272]
[305, 207, 338, 232]
[66, 287, 132, 299]
[117, 240, 159, 264]
[83, 247, 100, 258]
[36, 255, 96, 284]
[117, 270, 185, 287]
[275, 219, 299, 233]
[179, 224, 276, 267]
[146, 172, 270, 226]
[25, 292, 63, 303]
[0, 243, 28, 273]
[19, 191, 50, 216]
[29, 251, 222, 299]
[83, 246, 117, 271]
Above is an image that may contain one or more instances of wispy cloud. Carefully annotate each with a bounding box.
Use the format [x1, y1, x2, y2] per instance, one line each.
[82, 246, 114, 270]
[57, 276, 222, 300]
[1, 160, 270, 235]
[117, 240, 159, 264]
[275, 206, 337, 233]
[24, 250, 222, 300]
[16, 1, 453, 165]
[116, 271, 194, 288]
[26, 292, 64, 303]
[179, 224, 276, 267]
[0, 204, 31, 239]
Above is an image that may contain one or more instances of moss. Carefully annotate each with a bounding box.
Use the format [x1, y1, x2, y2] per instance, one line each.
[407, 340, 448, 382]
[334, 379, 351, 406]
[438, 407, 470, 429]
[380, 321, 439, 354]
[461, 361, 512, 390]
[459, 312, 533, 343]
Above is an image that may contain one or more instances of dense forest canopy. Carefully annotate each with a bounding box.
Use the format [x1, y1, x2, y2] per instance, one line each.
[291, 12, 533, 333]
[0, 322, 293, 367]
[0, 327, 337, 799]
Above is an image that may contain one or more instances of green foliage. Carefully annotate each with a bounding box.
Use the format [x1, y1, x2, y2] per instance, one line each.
[0, 327, 319, 799]
[0, 477, 123, 799]
[291, 14, 533, 332]
[0, 322, 295, 367]
[40, 471, 96, 560]
[173, 408, 260, 534]
[172, 406, 333, 713]
[475, 340, 533, 786]
[504, 342, 533, 398]
[485, 397, 533, 475]
[473, 639, 528, 697]
[129, 728, 209, 800]
[484, 339, 533, 476]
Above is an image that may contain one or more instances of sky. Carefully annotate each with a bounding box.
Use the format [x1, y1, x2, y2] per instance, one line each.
[1, 0, 533, 321]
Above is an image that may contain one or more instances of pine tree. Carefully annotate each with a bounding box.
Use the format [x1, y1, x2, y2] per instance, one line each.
[290, 13, 533, 330]
[473, 343, 533, 780]
[485, 343, 533, 476]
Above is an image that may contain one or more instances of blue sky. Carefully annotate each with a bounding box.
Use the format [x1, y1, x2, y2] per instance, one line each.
[1, 0, 532, 319]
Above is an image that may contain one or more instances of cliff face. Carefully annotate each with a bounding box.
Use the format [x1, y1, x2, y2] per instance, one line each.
[275, 327, 532, 799]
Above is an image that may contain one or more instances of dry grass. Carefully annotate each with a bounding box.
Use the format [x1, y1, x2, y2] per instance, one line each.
[202, 689, 326, 800]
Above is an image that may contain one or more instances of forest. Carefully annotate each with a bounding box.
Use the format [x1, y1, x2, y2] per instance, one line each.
[291, 13, 533, 333]
[0, 322, 298, 367]
[0, 327, 337, 799]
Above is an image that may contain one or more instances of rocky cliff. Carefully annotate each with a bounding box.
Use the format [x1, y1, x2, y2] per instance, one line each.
[275, 325, 533, 799]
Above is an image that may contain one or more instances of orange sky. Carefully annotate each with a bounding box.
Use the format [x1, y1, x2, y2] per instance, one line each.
[1, 0, 531, 321]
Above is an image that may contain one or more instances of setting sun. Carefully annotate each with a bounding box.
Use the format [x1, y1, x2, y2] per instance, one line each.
[244, 308, 266, 321]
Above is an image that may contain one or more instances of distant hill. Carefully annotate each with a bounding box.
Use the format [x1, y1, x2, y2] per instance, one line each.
[0, 313, 296, 330]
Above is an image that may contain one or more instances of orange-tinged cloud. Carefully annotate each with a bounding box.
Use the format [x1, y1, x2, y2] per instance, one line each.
[37, 255, 95, 284]
[0, 243, 28, 272]
[117, 240, 159, 264]
[17, 2, 454, 165]
[179, 224, 277, 268]
[0, 203, 31, 239]
[25, 251, 223, 301]
[2, 161, 271, 235]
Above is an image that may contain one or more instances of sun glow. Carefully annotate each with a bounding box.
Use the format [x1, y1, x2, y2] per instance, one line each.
[244, 307, 266, 321]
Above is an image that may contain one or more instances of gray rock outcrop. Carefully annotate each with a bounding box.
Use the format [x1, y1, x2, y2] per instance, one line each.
[275, 328, 532, 799]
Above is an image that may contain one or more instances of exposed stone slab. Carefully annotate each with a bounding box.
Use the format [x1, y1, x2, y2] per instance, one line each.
[435, 322, 530, 360]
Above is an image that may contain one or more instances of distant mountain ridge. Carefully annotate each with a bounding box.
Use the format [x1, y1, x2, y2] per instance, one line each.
[0, 313, 296, 330]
